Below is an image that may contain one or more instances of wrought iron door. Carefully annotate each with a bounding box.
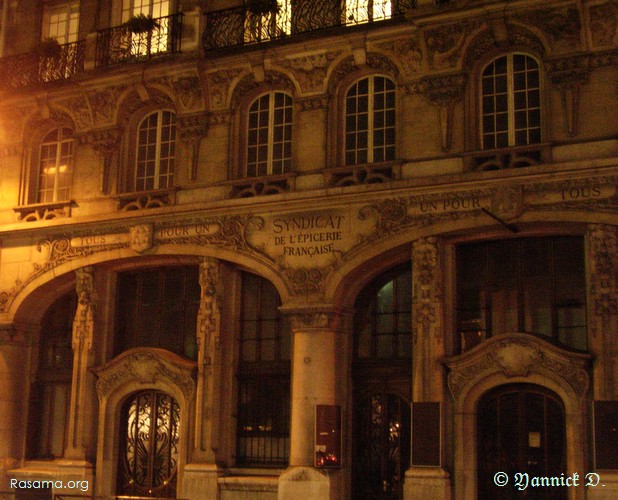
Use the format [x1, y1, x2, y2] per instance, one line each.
[117, 390, 180, 498]
[353, 389, 411, 500]
[477, 384, 566, 500]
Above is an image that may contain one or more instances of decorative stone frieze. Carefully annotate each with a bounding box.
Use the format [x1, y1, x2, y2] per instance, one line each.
[297, 95, 329, 112]
[87, 86, 125, 126]
[150, 74, 205, 111]
[589, 2, 618, 47]
[14, 201, 73, 222]
[197, 257, 222, 366]
[373, 37, 422, 77]
[515, 7, 582, 50]
[94, 348, 197, 400]
[54, 94, 92, 131]
[73, 266, 94, 351]
[445, 334, 592, 399]
[204, 68, 245, 110]
[231, 71, 296, 109]
[425, 20, 481, 69]
[282, 306, 350, 333]
[278, 52, 338, 94]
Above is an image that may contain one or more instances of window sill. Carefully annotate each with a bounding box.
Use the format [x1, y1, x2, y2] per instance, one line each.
[13, 200, 75, 222]
[223, 172, 296, 198]
[324, 160, 402, 187]
[113, 188, 177, 211]
[464, 143, 552, 172]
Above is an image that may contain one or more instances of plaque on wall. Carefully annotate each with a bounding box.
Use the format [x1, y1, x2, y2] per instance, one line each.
[412, 402, 441, 466]
[315, 404, 342, 468]
[594, 400, 618, 469]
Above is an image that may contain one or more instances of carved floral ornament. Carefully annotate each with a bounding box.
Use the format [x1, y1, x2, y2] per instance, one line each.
[444, 334, 592, 400]
[93, 348, 197, 400]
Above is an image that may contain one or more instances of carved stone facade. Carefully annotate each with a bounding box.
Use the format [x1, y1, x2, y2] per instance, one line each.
[0, 0, 616, 499]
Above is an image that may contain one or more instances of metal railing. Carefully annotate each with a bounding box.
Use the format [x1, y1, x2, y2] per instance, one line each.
[0, 40, 85, 92]
[95, 12, 183, 67]
[203, 0, 416, 51]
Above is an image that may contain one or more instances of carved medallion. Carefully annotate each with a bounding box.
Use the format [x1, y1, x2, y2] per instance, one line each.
[130, 224, 154, 253]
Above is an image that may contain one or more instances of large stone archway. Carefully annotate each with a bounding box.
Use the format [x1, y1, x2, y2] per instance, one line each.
[444, 334, 592, 500]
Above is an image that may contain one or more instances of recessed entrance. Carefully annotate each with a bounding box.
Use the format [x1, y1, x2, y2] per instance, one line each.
[477, 384, 566, 500]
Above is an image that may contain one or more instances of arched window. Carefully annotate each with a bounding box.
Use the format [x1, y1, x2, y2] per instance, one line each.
[246, 91, 292, 177]
[236, 272, 290, 466]
[345, 76, 396, 166]
[117, 390, 180, 498]
[135, 110, 176, 191]
[456, 236, 586, 351]
[38, 127, 74, 203]
[481, 54, 541, 149]
[27, 291, 76, 459]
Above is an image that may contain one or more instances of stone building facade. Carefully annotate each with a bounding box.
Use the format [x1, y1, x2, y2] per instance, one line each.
[0, 0, 616, 499]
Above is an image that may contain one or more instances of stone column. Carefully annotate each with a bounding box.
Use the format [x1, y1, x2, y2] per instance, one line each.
[278, 308, 346, 500]
[0, 324, 32, 488]
[405, 237, 451, 499]
[182, 257, 222, 498]
[586, 224, 618, 400]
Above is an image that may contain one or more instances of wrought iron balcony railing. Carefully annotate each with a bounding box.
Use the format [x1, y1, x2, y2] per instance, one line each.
[96, 12, 183, 67]
[0, 40, 85, 92]
[203, 0, 416, 51]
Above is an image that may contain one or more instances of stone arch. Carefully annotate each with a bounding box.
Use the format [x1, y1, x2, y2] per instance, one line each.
[444, 333, 591, 499]
[229, 70, 298, 111]
[93, 348, 196, 497]
[326, 51, 400, 96]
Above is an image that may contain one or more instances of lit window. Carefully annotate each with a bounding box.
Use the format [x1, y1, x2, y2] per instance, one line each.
[122, 0, 171, 54]
[246, 92, 292, 177]
[236, 273, 290, 466]
[38, 127, 74, 203]
[345, 0, 392, 24]
[135, 110, 176, 191]
[481, 54, 541, 149]
[244, 0, 291, 44]
[345, 76, 396, 165]
[42, 1, 80, 44]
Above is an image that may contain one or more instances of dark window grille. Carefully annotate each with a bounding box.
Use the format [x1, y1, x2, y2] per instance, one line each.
[354, 262, 412, 361]
[236, 272, 290, 466]
[114, 266, 200, 359]
[456, 237, 587, 351]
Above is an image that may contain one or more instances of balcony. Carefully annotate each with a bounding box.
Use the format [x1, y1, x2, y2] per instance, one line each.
[203, 0, 416, 51]
[96, 13, 183, 67]
[0, 40, 85, 92]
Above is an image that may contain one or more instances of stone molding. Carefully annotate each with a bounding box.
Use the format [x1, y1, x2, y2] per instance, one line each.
[444, 333, 592, 400]
[93, 348, 197, 401]
[280, 306, 351, 332]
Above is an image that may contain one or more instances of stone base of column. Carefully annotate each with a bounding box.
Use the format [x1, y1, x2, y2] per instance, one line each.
[182, 463, 221, 500]
[404, 467, 451, 500]
[57, 460, 94, 496]
[278, 467, 342, 500]
[0, 457, 18, 491]
[586, 471, 618, 499]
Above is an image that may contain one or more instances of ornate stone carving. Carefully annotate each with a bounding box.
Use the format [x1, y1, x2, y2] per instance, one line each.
[374, 37, 422, 77]
[587, 225, 618, 325]
[94, 348, 197, 400]
[130, 224, 154, 253]
[491, 185, 524, 221]
[171, 75, 204, 111]
[412, 237, 443, 344]
[282, 266, 330, 295]
[197, 257, 222, 365]
[54, 95, 92, 131]
[208, 110, 231, 126]
[80, 127, 121, 193]
[87, 86, 125, 126]
[177, 112, 208, 180]
[73, 266, 94, 351]
[516, 7, 581, 50]
[445, 334, 592, 399]
[284, 307, 349, 331]
[297, 95, 329, 111]
[425, 20, 481, 69]
[548, 55, 590, 136]
[589, 2, 618, 47]
[204, 68, 245, 110]
[279, 52, 338, 93]
[231, 71, 296, 109]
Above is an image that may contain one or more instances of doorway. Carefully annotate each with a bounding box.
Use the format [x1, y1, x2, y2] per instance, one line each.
[477, 384, 566, 499]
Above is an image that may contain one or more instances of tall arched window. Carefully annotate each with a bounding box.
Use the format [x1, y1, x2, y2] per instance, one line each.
[38, 127, 74, 203]
[236, 272, 290, 466]
[345, 75, 396, 166]
[481, 54, 541, 149]
[246, 92, 292, 177]
[135, 110, 176, 191]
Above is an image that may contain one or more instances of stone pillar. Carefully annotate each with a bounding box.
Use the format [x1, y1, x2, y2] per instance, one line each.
[0, 324, 32, 488]
[586, 224, 618, 400]
[61, 267, 95, 489]
[278, 308, 346, 500]
[405, 237, 451, 499]
[182, 257, 222, 499]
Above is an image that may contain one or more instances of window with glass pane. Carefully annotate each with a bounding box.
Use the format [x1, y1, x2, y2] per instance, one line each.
[42, 1, 80, 44]
[38, 128, 74, 203]
[244, 0, 291, 44]
[237, 272, 290, 466]
[122, 0, 171, 54]
[456, 237, 586, 351]
[27, 292, 76, 459]
[481, 54, 541, 149]
[114, 266, 200, 359]
[246, 92, 292, 178]
[354, 262, 412, 361]
[135, 110, 176, 191]
[345, 0, 393, 24]
[345, 76, 396, 166]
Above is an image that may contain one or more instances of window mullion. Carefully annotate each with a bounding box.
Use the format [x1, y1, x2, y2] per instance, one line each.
[367, 78, 374, 163]
[52, 140, 62, 203]
[154, 111, 163, 189]
[267, 93, 275, 175]
[507, 54, 516, 146]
